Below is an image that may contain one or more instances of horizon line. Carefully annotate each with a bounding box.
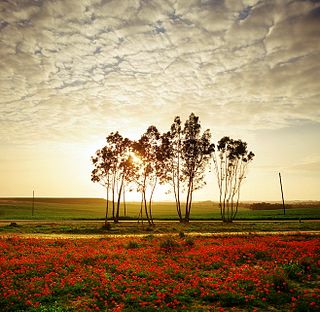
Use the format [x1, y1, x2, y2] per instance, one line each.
[1, 196, 319, 203]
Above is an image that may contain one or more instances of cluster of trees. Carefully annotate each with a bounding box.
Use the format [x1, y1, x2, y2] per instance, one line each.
[91, 113, 254, 224]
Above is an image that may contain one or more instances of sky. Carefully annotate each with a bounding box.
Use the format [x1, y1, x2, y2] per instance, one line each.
[0, 0, 319, 202]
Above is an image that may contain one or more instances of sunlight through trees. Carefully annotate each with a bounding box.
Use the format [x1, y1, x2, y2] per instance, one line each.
[91, 113, 254, 224]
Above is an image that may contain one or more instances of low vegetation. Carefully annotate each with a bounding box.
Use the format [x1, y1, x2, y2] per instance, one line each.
[0, 220, 319, 235]
[0, 235, 319, 311]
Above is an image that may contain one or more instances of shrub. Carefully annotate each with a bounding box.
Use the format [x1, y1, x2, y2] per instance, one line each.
[159, 237, 178, 252]
[125, 241, 140, 249]
[253, 250, 271, 261]
[179, 231, 185, 238]
[283, 262, 305, 281]
[101, 223, 111, 230]
[217, 292, 246, 307]
[144, 234, 154, 241]
[185, 237, 195, 248]
[272, 274, 289, 292]
[144, 226, 153, 232]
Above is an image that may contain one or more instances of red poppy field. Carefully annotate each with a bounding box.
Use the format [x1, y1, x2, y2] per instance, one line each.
[0, 234, 319, 312]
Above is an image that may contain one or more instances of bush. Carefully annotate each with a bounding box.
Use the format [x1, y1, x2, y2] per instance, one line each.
[101, 223, 111, 230]
[144, 234, 154, 241]
[185, 237, 195, 248]
[272, 274, 289, 292]
[125, 241, 140, 249]
[217, 292, 246, 307]
[144, 226, 154, 232]
[160, 237, 178, 252]
[283, 262, 305, 281]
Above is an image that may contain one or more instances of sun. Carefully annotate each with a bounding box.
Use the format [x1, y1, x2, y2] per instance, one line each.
[129, 152, 143, 165]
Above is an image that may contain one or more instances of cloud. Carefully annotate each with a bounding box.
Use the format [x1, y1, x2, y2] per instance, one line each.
[288, 161, 320, 173]
[0, 0, 319, 144]
[285, 152, 320, 173]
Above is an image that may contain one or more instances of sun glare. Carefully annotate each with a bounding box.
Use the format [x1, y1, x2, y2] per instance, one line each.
[129, 152, 143, 164]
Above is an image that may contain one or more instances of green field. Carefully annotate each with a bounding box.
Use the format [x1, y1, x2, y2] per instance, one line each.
[0, 197, 319, 220]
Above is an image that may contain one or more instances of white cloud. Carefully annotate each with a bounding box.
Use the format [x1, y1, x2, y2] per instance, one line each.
[0, 0, 319, 145]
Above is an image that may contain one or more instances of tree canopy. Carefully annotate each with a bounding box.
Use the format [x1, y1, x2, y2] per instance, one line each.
[91, 113, 254, 224]
[212, 136, 255, 222]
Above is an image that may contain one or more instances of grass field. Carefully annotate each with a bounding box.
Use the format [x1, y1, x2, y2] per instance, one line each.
[0, 197, 319, 221]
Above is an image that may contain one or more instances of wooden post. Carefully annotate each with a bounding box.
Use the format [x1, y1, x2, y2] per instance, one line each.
[32, 190, 35, 217]
[278, 173, 285, 215]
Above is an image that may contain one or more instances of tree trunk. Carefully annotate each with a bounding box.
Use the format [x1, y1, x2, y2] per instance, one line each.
[123, 184, 127, 218]
[177, 151, 182, 222]
[115, 176, 124, 223]
[138, 193, 144, 225]
[187, 180, 194, 221]
[184, 177, 193, 223]
[173, 170, 182, 222]
[148, 177, 157, 225]
[105, 184, 109, 227]
[143, 190, 151, 225]
[112, 174, 116, 221]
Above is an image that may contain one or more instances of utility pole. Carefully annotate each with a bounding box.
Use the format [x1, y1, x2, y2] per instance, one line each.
[278, 173, 285, 215]
[32, 190, 35, 217]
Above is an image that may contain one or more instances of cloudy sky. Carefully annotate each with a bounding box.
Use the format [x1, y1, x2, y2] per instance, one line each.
[1, 0, 319, 201]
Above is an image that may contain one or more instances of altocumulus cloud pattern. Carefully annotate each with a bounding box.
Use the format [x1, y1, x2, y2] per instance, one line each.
[0, 0, 319, 144]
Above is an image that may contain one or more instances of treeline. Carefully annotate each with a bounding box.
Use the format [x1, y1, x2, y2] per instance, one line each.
[249, 202, 320, 210]
[91, 113, 254, 224]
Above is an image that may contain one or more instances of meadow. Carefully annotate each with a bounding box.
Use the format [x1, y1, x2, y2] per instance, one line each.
[1, 198, 319, 311]
[0, 235, 319, 312]
[1, 198, 319, 221]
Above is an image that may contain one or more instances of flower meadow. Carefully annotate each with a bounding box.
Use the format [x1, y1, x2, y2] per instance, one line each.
[0, 235, 319, 312]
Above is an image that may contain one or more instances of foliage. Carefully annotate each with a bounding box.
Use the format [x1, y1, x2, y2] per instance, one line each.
[132, 126, 162, 225]
[91, 113, 215, 223]
[91, 132, 136, 224]
[159, 237, 179, 252]
[161, 113, 214, 222]
[160, 116, 183, 221]
[125, 240, 140, 249]
[181, 114, 215, 222]
[213, 136, 254, 222]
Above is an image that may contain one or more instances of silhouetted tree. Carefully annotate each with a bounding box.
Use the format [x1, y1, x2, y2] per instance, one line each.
[132, 126, 162, 225]
[160, 117, 183, 221]
[212, 137, 255, 222]
[182, 113, 215, 222]
[161, 113, 214, 222]
[91, 146, 113, 226]
[91, 132, 136, 223]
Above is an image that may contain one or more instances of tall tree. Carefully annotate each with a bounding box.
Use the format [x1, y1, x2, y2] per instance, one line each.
[91, 132, 136, 224]
[182, 113, 215, 222]
[212, 137, 255, 222]
[159, 117, 183, 221]
[132, 126, 162, 225]
[162, 113, 214, 222]
[91, 146, 113, 226]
